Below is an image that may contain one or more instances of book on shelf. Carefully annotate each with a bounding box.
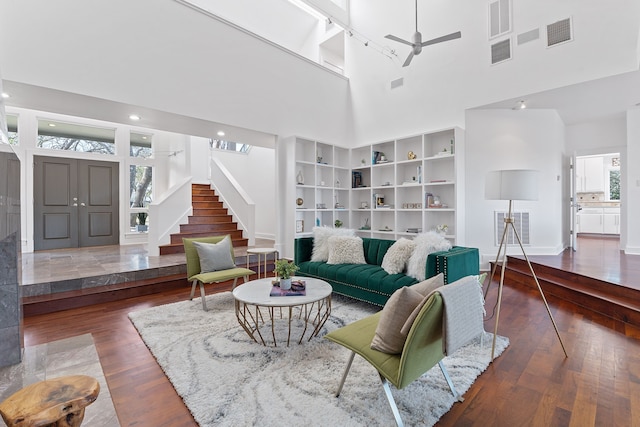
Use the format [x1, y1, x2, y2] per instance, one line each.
[270, 280, 307, 297]
[352, 171, 362, 188]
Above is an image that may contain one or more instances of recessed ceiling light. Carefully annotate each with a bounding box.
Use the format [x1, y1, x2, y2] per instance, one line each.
[217, 131, 225, 137]
[129, 114, 141, 121]
[1, 92, 9, 99]
[142, 136, 147, 140]
[512, 100, 527, 110]
[48, 123, 56, 127]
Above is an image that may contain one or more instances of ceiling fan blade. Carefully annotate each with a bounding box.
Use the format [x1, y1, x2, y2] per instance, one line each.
[402, 51, 415, 67]
[385, 34, 414, 46]
[421, 31, 462, 47]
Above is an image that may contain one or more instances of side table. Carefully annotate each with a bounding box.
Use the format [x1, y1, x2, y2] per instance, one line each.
[246, 248, 278, 278]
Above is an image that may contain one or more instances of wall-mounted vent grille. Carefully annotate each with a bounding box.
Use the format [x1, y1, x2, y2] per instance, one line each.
[547, 18, 572, 47]
[491, 38, 511, 64]
[517, 28, 540, 45]
[495, 211, 531, 246]
[390, 77, 404, 89]
[489, 0, 511, 38]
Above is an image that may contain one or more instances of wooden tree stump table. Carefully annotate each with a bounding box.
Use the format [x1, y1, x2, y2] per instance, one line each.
[0, 375, 100, 427]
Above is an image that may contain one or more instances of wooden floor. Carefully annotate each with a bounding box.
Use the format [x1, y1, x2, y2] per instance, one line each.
[21, 237, 640, 426]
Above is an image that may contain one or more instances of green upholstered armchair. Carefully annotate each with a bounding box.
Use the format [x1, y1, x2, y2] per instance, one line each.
[325, 292, 462, 427]
[183, 235, 254, 311]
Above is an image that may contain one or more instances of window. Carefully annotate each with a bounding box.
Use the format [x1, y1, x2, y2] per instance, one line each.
[130, 132, 153, 158]
[7, 114, 18, 145]
[37, 119, 115, 154]
[606, 156, 620, 201]
[609, 170, 620, 201]
[129, 165, 153, 232]
[210, 139, 251, 153]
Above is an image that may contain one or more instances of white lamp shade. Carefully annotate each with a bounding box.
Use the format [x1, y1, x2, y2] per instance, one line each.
[485, 169, 539, 201]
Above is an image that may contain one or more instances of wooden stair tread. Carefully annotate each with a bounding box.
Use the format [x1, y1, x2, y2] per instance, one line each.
[158, 184, 246, 255]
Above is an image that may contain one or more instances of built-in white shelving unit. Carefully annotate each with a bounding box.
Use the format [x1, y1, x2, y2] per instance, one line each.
[349, 127, 464, 244]
[289, 127, 464, 245]
[294, 138, 350, 236]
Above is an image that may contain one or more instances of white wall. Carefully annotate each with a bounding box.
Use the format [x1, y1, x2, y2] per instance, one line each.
[346, 0, 640, 145]
[625, 109, 640, 254]
[0, 0, 351, 146]
[566, 117, 627, 155]
[465, 109, 566, 269]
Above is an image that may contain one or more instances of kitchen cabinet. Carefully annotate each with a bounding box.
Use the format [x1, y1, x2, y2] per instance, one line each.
[577, 207, 620, 235]
[576, 156, 604, 192]
[577, 208, 603, 233]
[603, 207, 621, 234]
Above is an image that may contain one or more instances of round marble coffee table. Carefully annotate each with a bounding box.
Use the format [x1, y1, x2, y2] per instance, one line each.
[232, 276, 332, 347]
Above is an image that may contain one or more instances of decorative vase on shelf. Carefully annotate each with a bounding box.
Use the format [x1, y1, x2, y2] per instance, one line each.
[297, 170, 304, 185]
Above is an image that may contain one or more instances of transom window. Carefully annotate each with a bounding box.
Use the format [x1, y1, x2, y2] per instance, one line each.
[210, 139, 251, 154]
[6, 114, 18, 145]
[37, 119, 115, 154]
[130, 132, 153, 158]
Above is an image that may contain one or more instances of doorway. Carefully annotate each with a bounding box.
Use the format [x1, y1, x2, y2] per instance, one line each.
[572, 152, 621, 251]
[34, 156, 119, 250]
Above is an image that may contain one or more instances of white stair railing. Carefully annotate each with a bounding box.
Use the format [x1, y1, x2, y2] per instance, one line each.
[209, 156, 255, 245]
[147, 177, 193, 256]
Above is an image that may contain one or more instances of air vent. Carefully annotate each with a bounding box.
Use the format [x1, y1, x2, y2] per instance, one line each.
[547, 18, 572, 47]
[517, 28, 540, 45]
[489, 0, 511, 39]
[495, 211, 531, 246]
[491, 38, 511, 64]
[390, 77, 404, 89]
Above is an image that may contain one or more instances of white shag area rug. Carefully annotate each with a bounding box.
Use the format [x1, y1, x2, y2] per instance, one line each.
[128, 292, 508, 427]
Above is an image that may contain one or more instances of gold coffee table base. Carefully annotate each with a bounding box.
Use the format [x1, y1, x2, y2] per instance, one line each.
[235, 296, 331, 347]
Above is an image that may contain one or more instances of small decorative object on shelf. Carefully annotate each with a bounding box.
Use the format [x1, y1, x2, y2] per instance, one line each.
[408, 150, 417, 160]
[335, 178, 341, 188]
[296, 220, 304, 233]
[360, 217, 370, 230]
[274, 259, 299, 291]
[296, 197, 304, 207]
[334, 219, 343, 228]
[296, 170, 304, 185]
[436, 224, 449, 235]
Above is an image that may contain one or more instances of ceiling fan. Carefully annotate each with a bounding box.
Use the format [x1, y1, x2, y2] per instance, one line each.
[385, 0, 462, 67]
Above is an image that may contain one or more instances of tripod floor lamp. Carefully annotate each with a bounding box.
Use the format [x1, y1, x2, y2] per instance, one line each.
[485, 169, 568, 361]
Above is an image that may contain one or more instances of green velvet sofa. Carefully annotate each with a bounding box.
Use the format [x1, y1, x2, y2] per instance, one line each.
[294, 237, 479, 306]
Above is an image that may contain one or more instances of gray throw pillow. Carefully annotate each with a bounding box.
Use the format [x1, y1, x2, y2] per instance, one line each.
[193, 236, 236, 273]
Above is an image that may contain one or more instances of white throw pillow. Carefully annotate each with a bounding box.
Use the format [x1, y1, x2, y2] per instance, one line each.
[193, 236, 236, 273]
[311, 226, 355, 262]
[326, 235, 367, 265]
[406, 231, 452, 281]
[381, 238, 416, 274]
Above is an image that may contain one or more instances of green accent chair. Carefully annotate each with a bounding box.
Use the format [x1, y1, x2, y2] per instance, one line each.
[325, 292, 463, 427]
[183, 235, 255, 311]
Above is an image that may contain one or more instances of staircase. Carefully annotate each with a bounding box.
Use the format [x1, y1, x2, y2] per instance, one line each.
[493, 256, 640, 327]
[159, 184, 248, 255]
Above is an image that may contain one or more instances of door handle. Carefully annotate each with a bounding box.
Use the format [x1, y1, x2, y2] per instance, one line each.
[73, 203, 78, 207]
[80, 202, 86, 207]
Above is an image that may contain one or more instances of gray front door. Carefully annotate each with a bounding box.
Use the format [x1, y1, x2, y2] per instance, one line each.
[34, 156, 119, 250]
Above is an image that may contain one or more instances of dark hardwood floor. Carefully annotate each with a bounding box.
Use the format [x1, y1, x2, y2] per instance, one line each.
[21, 236, 640, 426]
[22, 281, 640, 426]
